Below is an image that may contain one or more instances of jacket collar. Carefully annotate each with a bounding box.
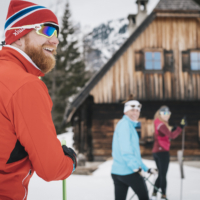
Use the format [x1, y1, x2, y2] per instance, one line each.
[0, 45, 44, 77]
[123, 115, 138, 127]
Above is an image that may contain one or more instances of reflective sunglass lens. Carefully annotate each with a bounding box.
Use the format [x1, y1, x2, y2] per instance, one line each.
[131, 104, 141, 108]
[39, 26, 58, 38]
[160, 111, 171, 115]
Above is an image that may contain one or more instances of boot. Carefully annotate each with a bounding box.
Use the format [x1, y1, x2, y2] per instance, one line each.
[150, 193, 157, 200]
[161, 194, 168, 200]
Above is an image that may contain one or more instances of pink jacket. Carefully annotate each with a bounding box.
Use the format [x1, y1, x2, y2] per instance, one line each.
[152, 118, 182, 153]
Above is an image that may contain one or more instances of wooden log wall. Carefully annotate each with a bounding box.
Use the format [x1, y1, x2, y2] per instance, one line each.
[90, 17, 200, 103]
[91, 120, 113, 160]
[72, 96, 94, 161]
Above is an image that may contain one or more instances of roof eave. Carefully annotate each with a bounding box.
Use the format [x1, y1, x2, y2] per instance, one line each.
[154, 10, 200, 18]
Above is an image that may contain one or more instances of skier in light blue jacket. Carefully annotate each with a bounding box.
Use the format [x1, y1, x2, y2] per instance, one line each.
[111, 97, 157, 200]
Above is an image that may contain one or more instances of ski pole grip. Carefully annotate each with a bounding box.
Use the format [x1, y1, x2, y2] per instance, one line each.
[62, 139, 66, 146]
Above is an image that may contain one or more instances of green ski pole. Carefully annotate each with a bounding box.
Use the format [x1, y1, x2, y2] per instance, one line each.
[62, 139, 67, 200]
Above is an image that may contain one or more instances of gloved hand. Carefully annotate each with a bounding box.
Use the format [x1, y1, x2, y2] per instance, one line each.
[180, 116, 187, 129]
[133, 167, 142, 173]
[62, 145, 77, 171]
[171, 126, 177, 132]
[133, 167, 144, 176]
[148, 168, 158, 175]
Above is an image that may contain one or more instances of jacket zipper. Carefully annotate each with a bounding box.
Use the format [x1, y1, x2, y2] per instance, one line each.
[22, 169, 32, 200]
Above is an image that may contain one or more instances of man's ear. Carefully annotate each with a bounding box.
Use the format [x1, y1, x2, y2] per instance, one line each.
[14, 38, 22, 46]
[11, 37, 25, 51]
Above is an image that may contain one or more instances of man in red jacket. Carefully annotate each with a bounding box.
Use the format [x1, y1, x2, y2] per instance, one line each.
[0, 1, 77, 200]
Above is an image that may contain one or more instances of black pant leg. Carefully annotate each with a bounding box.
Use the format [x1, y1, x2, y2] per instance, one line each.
[159, 152, 169, 195]
[153, 153, 160, 193]
[128, 173, 149, 200]
[153, 152, 170, 195]
[112, 174, 129, 200]
[113, 173, 149, 200]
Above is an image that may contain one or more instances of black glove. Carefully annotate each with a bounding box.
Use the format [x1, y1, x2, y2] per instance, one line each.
[171, 126, 177, 132]
[148, 168, 158, 175]
[62, 145, 77, 168]
[180, 116, 187, 129]
[134, 167, 142, 173]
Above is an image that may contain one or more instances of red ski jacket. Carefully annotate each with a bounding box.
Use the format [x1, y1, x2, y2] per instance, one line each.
[0, 46, 73, 200]
[152, 118, 182, 153]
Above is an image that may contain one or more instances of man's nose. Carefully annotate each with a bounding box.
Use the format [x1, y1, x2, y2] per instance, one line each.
[49, 35, 59, 45]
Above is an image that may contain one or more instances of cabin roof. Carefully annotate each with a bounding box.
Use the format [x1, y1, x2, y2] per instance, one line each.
[65, 0, 200, 123]
[154, 0, 200, 11]
[64, 11, 156, 122]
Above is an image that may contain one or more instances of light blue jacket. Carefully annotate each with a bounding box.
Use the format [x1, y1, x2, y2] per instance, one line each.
[111, 115, 148, 175]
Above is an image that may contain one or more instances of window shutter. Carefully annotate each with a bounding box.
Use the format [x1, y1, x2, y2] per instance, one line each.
[182, 50, 190, 72]
[164, 50, 173, 72]
[135, 51, 144, 71]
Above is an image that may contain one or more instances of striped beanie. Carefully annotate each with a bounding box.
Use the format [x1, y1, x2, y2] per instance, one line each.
[4, 0, 59, 45]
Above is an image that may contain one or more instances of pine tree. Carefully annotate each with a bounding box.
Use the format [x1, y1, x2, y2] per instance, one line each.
[42, 3, 88, 134]
[194, 0, 200, 6]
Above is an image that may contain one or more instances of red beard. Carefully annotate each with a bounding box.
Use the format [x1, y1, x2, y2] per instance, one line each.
[24, 37, 57, 74]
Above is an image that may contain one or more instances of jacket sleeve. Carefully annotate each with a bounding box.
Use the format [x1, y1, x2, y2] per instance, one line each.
[141, 161, 148, 172]
[158, 124, 182, 139]
[7, 80, 73, 182]
[117, 121, 141, 171]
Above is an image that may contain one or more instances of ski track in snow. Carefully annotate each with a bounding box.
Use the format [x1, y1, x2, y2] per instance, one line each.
[28, 131, 200, 200]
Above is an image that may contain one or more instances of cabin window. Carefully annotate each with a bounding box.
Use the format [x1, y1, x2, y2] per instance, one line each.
[190, 52, 200, 71]
[145, 52, 162, 70]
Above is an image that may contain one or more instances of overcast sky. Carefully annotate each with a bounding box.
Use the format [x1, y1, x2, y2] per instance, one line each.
[0, 0, 159, 32]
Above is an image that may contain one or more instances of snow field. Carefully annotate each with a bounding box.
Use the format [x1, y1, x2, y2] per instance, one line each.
[28, 131, 200, 200]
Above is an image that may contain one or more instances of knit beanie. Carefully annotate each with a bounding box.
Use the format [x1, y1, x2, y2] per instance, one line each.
[4, 0, 59, 45]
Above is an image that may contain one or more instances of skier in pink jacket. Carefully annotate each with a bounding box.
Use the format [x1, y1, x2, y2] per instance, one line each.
[151, 106, 186, 200]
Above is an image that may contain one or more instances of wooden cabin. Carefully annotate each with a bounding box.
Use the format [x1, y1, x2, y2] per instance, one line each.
[65, 0, 200, 161]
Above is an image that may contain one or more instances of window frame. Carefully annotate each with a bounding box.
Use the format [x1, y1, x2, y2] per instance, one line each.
[190, 50, 200, 72]
[143, 49, 164, 73]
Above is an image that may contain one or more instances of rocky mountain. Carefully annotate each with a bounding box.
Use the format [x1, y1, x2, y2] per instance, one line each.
[49, 0, 129, 72]
[82, 18, 129, 72]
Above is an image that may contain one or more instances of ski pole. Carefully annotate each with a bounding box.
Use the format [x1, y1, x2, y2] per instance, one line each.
[180, 125, 186, 200]
[129, 174, 152, 200]
[146, 173, 156, 196]
[62, 139, 67, 200]
[145, 178, 162, 195]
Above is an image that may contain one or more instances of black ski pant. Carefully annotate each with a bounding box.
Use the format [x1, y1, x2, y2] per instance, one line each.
[153, 151, 170, 195]
[111, 172, 149, 200]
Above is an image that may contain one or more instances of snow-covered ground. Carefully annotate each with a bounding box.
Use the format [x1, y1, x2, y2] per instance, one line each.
[28, 131, 200, 200]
